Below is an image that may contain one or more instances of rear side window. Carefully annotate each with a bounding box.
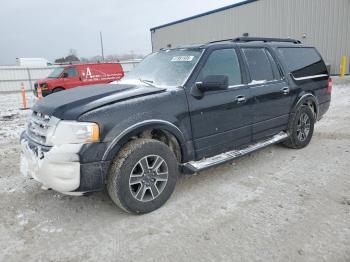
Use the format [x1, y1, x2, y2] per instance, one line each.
[242, 48, 275, 82]
[278, 47, 327, 78]
[197, 48, 242, 86]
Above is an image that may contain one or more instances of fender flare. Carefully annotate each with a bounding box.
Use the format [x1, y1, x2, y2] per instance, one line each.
[291, 93, 319, 118]
[102, 120, 190, 161]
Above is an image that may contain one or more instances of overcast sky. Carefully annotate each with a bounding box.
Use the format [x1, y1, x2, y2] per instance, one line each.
[0, 0, 243, 65]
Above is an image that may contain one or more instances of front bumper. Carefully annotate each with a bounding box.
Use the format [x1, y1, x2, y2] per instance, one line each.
[33, 87, 52, 97]
[20, 132, 109, 194]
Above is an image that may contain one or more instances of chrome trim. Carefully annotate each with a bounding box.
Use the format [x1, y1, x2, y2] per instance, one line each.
[228, 84, 245, 89]
[102, 119, 184, 160]
[291, 74, 328, 81]
[184, 132, 289, 172]
[27, 112, 60, 146]
[248, 79, 285, 86]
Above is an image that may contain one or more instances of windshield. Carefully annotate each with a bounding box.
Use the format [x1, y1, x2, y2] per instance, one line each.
[48, 67, 65, 78]
[120, 49, 203, 87]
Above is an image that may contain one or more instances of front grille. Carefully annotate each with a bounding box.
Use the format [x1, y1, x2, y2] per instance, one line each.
[34, 83, 47, 89]
[27, 111, 51, 145]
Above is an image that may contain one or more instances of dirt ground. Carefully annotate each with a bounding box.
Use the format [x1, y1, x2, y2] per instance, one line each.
[0, 78, 350, 262]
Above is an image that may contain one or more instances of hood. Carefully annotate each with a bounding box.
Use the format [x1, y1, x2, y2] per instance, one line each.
[35, 78, 58, 84]
[33, 84, 166, 120]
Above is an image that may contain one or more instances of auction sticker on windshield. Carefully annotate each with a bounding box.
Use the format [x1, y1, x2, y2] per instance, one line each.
[171, 56, 194, 62]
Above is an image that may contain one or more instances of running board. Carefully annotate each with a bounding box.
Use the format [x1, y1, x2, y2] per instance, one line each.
[183, 132, 289, 173]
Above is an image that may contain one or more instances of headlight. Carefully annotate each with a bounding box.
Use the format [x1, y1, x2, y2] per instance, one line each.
[46, 121, 100, 145]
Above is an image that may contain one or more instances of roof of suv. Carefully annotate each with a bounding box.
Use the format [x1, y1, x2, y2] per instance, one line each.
[169, 37, 310, 50]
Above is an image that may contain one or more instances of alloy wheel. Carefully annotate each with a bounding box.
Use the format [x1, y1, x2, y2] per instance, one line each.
[296, 113, 311, 142]
[129, 155, 169, 202]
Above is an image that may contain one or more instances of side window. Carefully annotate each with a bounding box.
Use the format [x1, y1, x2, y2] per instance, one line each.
[242, 48, 274, 82]
[197, 49, 242, 86]
[66, 67, 78, 77]
[278, 47, 327, 78]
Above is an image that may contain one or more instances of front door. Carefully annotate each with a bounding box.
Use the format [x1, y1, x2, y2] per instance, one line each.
[241, 47, 293, 141]
[186, 48, 253, 160]
[63, 66, 81, 89]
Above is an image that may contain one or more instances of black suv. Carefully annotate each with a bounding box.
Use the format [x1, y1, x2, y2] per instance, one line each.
[20, 37, 332, 214]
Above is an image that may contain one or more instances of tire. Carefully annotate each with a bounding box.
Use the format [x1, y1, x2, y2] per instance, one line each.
[283, 106, 315, 149]
[52, 87, 64, 93]
[107, 139, 178, 214]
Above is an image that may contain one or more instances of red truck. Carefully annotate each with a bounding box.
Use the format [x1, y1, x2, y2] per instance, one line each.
[34, 63, 124, 96]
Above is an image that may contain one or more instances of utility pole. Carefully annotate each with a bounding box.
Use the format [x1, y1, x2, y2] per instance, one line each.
[100, 31, 105, 61]
[130, 50, 135, 68]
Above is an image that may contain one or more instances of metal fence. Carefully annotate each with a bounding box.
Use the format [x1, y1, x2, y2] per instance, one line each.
[0, 60, 141, 92]
[0, 66, 59, 92]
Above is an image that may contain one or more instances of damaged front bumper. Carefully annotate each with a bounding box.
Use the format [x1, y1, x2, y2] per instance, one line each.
[20, 132, 109, 195]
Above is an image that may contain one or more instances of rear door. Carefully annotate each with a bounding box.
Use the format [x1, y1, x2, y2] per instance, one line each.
[241, 47, 292, 141]
[186, 47, 253, 159]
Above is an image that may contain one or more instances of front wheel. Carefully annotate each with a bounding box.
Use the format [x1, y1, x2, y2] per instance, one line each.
[107, 139, 178, 214]
[283, 106, 315, 149]
[52, 87, 64, 93]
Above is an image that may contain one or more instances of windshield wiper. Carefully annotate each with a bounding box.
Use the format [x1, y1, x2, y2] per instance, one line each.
[139, 78, 157, 87]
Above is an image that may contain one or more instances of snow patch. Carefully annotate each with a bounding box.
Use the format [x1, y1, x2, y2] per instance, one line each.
[40, 226, 63, 233]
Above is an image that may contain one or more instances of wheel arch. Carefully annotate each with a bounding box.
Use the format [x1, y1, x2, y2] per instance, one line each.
[102, 120, 191, 163]
[292, 92, 319, 119]
[52, 86, 65, 92]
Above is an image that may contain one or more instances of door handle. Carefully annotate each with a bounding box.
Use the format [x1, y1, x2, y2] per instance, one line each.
[282, 87, 290, 95]
[235, 95, 246, 104]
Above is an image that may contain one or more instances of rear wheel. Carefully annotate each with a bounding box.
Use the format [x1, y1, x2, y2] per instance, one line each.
[107, 139, 178, 214]
[283, 106, 315, 149]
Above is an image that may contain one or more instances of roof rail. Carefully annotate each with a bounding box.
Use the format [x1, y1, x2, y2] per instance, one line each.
[207, 38, 235, 44]
[232, 37, 301, 44]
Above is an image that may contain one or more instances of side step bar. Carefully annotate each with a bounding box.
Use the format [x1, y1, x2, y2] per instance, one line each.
[183, 132, 289, 174]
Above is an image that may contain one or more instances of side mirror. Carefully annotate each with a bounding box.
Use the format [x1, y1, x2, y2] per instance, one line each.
[191, 75, 228, 98]
[62, 72, 68, 78]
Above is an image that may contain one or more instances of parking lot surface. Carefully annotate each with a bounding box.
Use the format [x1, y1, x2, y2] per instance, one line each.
[0, 78, 350, 262]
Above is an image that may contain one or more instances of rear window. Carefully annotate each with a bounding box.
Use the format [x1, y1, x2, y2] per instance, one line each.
[242, 48, 275, 82]
[278, 47, 327, 78]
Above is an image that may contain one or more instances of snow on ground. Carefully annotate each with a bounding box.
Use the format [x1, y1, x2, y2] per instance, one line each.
[0, 92, 36, 144]
[0, 78, 350, 262]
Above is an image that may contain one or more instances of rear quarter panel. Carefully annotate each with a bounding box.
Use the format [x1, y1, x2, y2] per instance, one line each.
[273, 45, 331, 115]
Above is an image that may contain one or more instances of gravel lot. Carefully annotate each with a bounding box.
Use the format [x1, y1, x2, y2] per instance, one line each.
[1, 78, 350, 262]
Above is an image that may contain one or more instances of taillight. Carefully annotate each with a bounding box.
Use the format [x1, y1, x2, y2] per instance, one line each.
[327, 78, 332, 94]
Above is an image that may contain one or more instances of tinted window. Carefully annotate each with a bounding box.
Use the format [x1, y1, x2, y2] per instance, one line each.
[278, 47, 327, 78]
[243, 48, 274, 81]
[198, 49, 242, 86]
[66, 67, 78, 77]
